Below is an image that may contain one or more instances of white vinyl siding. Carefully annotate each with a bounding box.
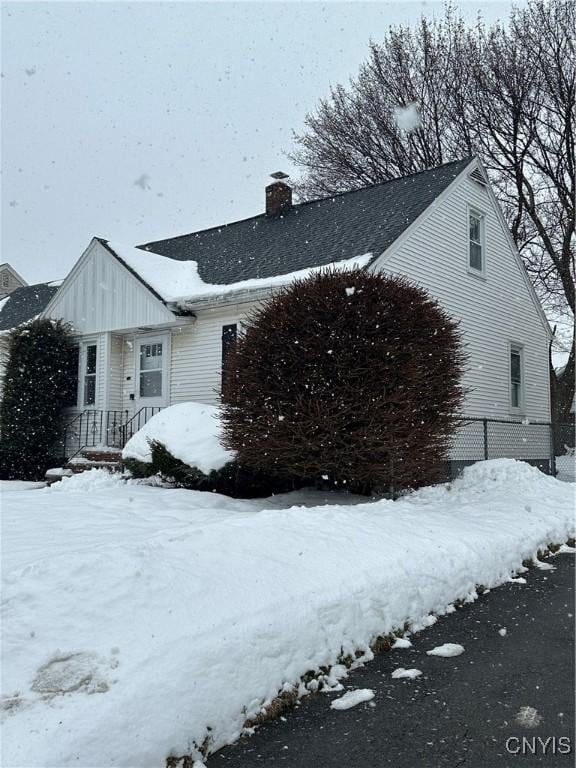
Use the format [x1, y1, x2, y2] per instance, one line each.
[121, 337, 135, 412]
[43, 239, 175, 334]
[107, 334, 125, 412]
[370, 172, 550, 421]
[0, 267, 26, 298]
[170, 306, 256, 406]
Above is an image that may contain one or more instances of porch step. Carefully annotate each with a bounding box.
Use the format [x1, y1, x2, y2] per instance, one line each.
[45, 467, 75, 485]
[58, 446, 124, 478]
[67, 458, 122, 473]
[77, 448, 123, 463]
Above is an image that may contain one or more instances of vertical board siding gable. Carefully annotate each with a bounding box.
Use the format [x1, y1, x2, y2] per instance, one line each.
[43, 241, 175, 334]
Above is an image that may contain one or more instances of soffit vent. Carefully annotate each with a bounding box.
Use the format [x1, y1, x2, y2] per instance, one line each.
[469, 167, 488, 187]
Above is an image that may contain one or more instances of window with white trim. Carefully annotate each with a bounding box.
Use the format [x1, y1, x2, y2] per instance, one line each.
[510, 344, 524, 410]
[62, 345, 80, 408]
[469, 211, 484, 272]
[139, 342, 163, 397]
[1, 272, 9, 288]
[221, 324, 237, 389]
[83, 344, 97, 406]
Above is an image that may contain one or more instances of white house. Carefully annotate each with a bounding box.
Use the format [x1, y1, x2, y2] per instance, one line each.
[0, 263, 27, 299]
[40, 157, 554, 468]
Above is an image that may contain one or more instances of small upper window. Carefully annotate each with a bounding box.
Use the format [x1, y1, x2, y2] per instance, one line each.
[469, 211, 484, 273]
[510, 345, 524, 410]
[1, 272, 9, 288]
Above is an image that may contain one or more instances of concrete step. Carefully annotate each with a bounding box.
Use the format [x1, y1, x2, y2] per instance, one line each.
[45, 447, 124, 483]
[45, 467, 74, 485]
[67, 457, 122, 473]
[78, 448, 123, 463]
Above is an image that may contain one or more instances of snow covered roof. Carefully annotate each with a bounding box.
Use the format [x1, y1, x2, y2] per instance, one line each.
[0, 282, 61, 331]
[137, 157, 474, 286]
[102, 240, 373, 305]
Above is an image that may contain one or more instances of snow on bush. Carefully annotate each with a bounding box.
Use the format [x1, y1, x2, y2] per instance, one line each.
[122, 402, 235, 474]
[1, 459, 574, 767]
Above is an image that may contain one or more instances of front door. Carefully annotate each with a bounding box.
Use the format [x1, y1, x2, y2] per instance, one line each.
[135, 334, 169, 410]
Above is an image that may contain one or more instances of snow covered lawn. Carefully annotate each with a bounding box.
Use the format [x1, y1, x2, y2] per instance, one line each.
[1, 460, 574, 767]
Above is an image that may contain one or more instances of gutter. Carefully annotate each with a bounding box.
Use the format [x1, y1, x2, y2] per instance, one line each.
[168, 285, 280, 314]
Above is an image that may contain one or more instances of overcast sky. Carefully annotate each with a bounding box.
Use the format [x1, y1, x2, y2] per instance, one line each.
[2, 1, 521, 283]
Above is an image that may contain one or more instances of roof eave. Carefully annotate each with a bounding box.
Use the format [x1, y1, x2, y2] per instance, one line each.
[166, 255, 377, 313]
[167, 285, 282, 313]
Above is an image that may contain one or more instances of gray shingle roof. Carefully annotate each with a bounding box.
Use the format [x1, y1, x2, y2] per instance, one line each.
[140, 157, 474, 285]
[0, 283, 59, 331]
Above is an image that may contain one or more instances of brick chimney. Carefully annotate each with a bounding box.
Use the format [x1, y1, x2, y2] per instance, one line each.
[265, 171, 292, 217]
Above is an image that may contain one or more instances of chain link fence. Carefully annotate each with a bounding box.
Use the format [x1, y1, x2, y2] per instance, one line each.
[448, 417, 575, 479]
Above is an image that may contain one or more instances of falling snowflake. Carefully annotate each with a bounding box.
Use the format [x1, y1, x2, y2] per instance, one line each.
[393, 103, 422, 133]
[515, 706, 543, 728]
[133, 173, 151, 190]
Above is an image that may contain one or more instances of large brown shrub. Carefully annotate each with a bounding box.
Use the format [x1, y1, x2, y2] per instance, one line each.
[221, 268, 467, 493]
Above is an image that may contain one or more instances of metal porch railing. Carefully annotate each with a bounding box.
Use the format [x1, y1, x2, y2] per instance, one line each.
[60, 407, 161, 461]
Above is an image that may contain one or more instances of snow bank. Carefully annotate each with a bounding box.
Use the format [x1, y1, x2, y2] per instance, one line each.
[0, 480, 46, 492]
[1, 459, 574, 767]
[454, 457, 555, 490]
[50, 468, 127, 493]
[107, 241, 373, 304]
[122, 402, 234, 474]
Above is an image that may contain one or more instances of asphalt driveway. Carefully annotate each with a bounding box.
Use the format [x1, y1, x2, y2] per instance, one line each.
[209, 553, 575, 768]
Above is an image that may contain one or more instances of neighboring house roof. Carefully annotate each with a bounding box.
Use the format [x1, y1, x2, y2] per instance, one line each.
[140, 157, 474, 285]
[0, 263, 27, 287]
[0, 282, 60, 331]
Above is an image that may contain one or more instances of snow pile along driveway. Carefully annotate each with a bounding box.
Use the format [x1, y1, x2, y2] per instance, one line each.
[1, 459, 574, 767]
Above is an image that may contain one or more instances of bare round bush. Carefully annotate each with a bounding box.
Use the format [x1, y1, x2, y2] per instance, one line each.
[221, 268, 466, 493]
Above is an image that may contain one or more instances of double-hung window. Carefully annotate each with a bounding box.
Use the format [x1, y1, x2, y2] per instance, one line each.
[62, 345, 80, 408]
[510, 344, 524, 411]
[469, 210, 484, 273]
[83, 344, 97, 406]
[221, 324, 237, 388]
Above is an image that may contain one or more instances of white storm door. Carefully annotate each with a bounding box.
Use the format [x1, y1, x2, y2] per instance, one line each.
[135, 334, 169, 409]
